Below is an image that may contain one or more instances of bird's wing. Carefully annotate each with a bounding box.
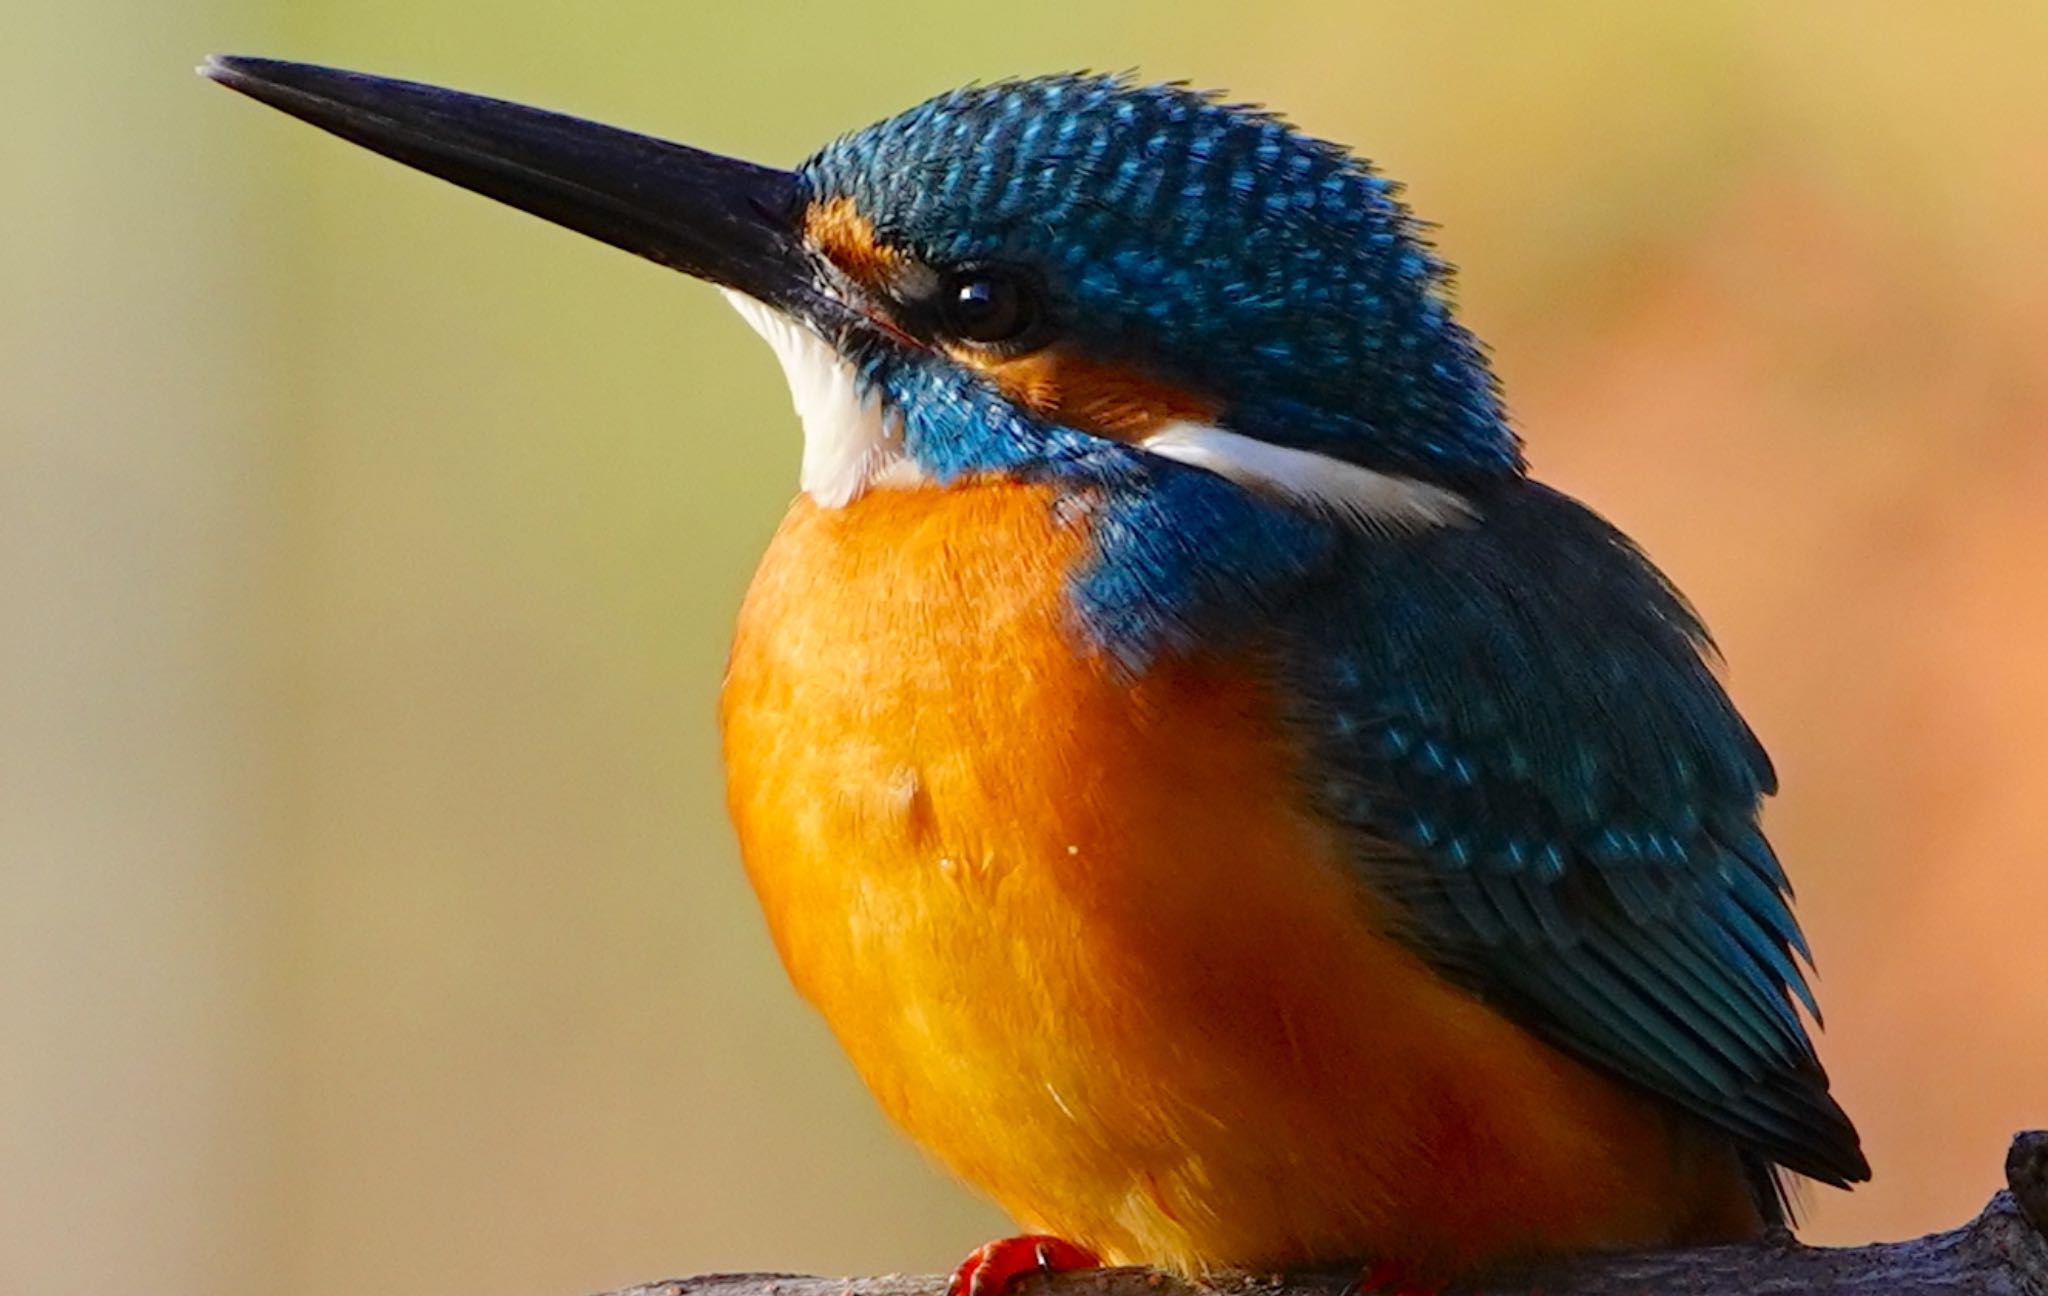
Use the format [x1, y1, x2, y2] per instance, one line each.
[1282, 481, 1868, 1189]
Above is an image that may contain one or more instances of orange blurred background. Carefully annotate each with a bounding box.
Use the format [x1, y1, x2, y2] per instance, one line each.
[4, 4, 2044, 1295]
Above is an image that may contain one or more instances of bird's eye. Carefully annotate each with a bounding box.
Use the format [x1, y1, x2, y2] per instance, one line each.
[936, 268, 1039, 346]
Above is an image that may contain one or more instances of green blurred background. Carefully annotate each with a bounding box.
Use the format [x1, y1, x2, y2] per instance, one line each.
[6, 3, 2046, 1294]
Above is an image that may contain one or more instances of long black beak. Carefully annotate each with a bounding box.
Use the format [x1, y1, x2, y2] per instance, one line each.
[201, 55, 839, 324]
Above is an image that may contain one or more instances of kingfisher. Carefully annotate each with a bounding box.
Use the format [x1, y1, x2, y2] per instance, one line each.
[204, 56, 1869, 1293]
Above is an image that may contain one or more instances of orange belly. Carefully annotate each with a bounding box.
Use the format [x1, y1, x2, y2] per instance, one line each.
[720, 482, 1757, 1279]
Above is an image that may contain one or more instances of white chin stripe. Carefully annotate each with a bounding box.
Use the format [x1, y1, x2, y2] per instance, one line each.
[721, 290, 924, 507]
[1141, 422, 1475, 531]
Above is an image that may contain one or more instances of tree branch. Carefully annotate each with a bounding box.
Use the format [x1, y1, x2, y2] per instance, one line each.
[602, 1132, 2048, 1296]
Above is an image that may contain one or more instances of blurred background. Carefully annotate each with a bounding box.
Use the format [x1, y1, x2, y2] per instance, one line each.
[6, 2, 2046, 1294]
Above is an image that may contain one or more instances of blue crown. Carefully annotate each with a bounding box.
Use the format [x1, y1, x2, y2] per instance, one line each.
[802, 75, 1522, 482]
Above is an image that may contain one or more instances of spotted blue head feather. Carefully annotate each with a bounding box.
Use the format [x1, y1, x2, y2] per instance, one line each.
[803, 74, 1520, 483]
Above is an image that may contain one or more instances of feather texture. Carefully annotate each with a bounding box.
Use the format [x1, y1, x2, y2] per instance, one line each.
[1275, 480, 1868, 1195]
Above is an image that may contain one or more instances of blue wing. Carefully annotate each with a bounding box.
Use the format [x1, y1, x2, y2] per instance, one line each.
[1277, 480, 1868, 1195]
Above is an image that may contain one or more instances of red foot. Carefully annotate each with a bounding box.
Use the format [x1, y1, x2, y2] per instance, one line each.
[1344, 1260, 1440, 1296]
[947, 1235, 1101, 1296]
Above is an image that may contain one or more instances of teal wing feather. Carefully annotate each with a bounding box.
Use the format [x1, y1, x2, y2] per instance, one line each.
[1281, 481, 1868, 1196]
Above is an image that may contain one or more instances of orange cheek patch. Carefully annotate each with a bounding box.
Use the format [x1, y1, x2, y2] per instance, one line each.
[948, 344, 1218, 441]
[804, 195, 907, 289]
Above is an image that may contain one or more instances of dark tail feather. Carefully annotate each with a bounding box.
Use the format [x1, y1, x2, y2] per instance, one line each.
[1744, 1153, 1798, 1232]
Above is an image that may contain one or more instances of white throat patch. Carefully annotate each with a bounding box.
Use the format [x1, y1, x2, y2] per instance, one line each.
[721, 290, 923, 507]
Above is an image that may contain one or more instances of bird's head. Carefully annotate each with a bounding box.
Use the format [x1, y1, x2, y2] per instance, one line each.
[205, 59, 1520, 528]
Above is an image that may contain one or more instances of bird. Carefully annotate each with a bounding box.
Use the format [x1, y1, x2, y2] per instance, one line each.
[203, 55, 1869, 1295]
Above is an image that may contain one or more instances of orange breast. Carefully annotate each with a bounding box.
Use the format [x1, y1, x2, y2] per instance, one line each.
[720, 482, 1757, 1279]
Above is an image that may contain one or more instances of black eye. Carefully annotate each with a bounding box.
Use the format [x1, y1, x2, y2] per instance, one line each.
[937, 269, 1038, 346]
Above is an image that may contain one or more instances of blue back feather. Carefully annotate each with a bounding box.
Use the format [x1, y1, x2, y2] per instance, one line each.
[1273, 482, 1865, 1190]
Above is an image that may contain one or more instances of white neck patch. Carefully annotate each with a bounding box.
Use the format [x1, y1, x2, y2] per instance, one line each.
[721, 290, 923, 507]
[720, 293, 1471, 531]
[1141, 421, 1475, 532]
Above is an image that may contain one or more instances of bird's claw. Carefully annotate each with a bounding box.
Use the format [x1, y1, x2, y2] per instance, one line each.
[948, 1234, 1102, 1296]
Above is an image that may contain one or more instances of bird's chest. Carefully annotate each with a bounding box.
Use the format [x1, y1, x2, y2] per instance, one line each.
[719, 485, 1365, 1226]
[721, 481, 1307, 1008]
[721, 483, 1149, 1011]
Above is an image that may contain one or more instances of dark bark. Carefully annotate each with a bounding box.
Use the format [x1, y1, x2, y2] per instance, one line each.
[603, 1132, 2048, 1296]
